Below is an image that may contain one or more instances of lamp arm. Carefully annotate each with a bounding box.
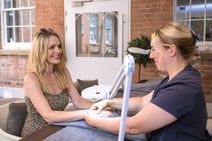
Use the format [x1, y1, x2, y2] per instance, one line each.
[118, 54, 135, 141]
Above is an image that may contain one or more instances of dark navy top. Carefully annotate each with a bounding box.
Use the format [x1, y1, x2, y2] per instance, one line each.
[146, 65, 209, 141]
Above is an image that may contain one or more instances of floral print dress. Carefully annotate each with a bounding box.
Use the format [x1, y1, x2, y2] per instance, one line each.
[21, 89, 69, 137]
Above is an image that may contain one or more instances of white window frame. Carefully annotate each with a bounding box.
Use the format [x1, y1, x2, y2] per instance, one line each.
[75, 11, 118, 57]
[64, 0, 130, 84]
[1, 0, 35, 49]
[173, 0, 212, 50]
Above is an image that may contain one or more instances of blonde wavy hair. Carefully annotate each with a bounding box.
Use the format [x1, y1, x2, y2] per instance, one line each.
[27, 28, 69, 93]
[151, 22, 196, 61]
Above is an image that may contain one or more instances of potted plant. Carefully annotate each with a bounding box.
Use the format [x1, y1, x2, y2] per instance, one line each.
[126, 34, 151, 82]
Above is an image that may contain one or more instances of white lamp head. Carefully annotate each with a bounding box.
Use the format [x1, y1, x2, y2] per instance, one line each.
[128, 47, 150, 55]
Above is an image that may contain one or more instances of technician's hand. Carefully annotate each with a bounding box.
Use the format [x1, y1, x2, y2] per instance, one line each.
[85, 110, 113, 127]
[90, 99, 109, 113]
[99, 110, 114, 118]
[85, 110, 98, 127]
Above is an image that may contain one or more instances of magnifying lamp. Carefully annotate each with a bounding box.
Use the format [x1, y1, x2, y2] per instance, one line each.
[81, 47, 150, 141]
[127, 47, 150, 55]
[118, 47, 150, 141]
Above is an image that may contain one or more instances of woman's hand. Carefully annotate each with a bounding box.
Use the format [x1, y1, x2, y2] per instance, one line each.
[99, 110, 114, 118]
[85, 110, 113, 127]
[90, 100, 109, 113]
[84, 110, 98, 127]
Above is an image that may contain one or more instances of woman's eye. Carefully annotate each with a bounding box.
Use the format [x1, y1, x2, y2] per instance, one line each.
[150, 48, 155, 52]
[58, 44, 62, 48]
[49, 45, 54, 49]
[48, 44, 62, 50]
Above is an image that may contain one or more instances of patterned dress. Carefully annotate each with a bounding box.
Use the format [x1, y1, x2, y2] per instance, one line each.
[21, 89, 69, 137]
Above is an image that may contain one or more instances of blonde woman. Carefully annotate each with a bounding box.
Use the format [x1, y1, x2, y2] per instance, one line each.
[85, 22, 211, 140]
[21, 28, 92, 137]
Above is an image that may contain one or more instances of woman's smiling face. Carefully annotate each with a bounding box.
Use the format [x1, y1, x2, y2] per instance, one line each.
[46, 35, 63, 65]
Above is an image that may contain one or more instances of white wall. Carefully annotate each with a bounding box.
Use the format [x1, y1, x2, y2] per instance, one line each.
[0, 87, 24, 98]
[64, 0, 130, 85]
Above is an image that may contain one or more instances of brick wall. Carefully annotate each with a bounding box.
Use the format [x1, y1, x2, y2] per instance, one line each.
[131, 0, 172, 38]
[0, 54, 28, 87]
[130, 0, 212, 102]
[131, 0, 172, 82]
[35, 0, 65, 43]
[197, 54, 212, 102]
[0, 0, 64, 88]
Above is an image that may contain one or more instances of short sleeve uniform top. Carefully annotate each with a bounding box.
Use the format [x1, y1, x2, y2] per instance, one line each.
[21, 89, 69, 137]
[146, 65, 208, 141]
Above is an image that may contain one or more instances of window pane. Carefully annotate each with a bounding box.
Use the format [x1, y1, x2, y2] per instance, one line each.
[206, 20, 212, 41]
[89, 14, 98, 45]
[23, 27, 31, 42]
[178, 20, 189, 28]
[175, 0, 212, 46]
[23, 9, 30, 25]
[4, 0, 13, 8]
[206, 0, 212, 18]
[31, 9, 36, 25]
[15, 27, 22, 42]
[105, 15, 112, 45]
[76, 14, 89, 56]
[104, 13, 118, 57]
[16, 10, 22, 26]
[206, 0, 212, 41]
[75, 12, 118, 57]
[20, 0, 28, 7]
[5, 11, 15, 26]
[14, 0, 20, 8]
[191, 0, 204, 19]
[7, 27, 15, 42]
[2, 0, 35, 49]
[29, 0, 35, 7]
[5, 0, 20, 8]
[191, 20, 204, 41]
[176, 0, 190, 21]
[6, 27, 21, 42]
[5, 10, 23, 26]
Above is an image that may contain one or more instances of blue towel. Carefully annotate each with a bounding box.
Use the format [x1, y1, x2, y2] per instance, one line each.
[45, 120, 145, 141]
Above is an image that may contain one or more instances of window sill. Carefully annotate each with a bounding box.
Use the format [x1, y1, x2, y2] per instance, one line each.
[199, 50, 212, 61]
[199, 50, 212, 53]
[0, 49, 29, 56]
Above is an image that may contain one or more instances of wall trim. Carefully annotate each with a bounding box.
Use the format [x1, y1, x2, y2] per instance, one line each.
[0, 49, 29, 56]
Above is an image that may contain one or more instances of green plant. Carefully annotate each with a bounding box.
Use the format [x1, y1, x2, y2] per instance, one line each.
[126, 34, 151, 82]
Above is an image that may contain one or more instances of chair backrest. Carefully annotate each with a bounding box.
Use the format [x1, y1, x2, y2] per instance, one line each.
[0, 103, 10, 130]
[6, 102, 27, 137]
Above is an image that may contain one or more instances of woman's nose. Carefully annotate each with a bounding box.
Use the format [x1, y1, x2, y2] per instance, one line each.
[149, 51, 154, 59]
[55, 46, 62, 52]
